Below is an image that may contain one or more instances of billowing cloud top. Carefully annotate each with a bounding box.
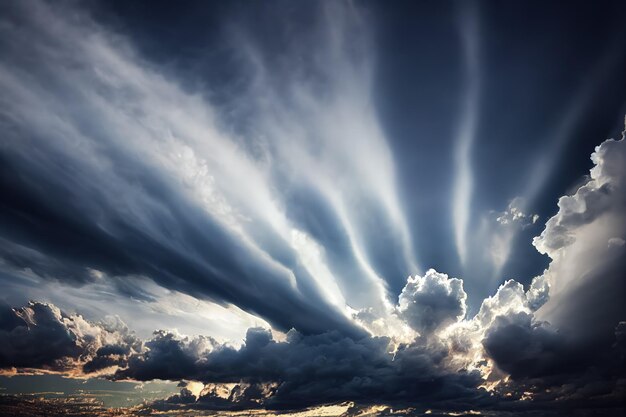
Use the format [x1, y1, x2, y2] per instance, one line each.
[397, 269, 467, 336]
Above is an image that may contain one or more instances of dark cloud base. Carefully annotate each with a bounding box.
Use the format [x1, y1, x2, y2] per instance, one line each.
[0, 299, 625, 416]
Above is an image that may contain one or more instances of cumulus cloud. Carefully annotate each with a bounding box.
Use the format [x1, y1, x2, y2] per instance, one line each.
[526, 274, 550, 312]
[435, 276, 552, 376]
[445, 132, 626, 390]
[0, 302, 81, 371]
[112, 266, 621, 413]
[474, 280, 530, 329]
[495, 198, 538, 227]
[533, 137, 626, 256]
[0, 273, 469, 410]
[482, 311, 565, 379]
[0, 302, 139, 375]
[0, 259, 621, 415]
[397, 269, 467, 336]
[116, 325, 488, 411]
[470, 132, 626, 406]
[150, 381, 278, 412]
[532, 134, 626, 343]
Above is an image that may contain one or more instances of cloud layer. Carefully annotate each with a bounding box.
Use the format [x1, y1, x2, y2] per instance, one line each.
[0, 0, 398, 337]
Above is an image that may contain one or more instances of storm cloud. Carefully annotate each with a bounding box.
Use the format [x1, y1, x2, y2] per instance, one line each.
[0, 301, 139, 374]
[117, 325, 491, 411]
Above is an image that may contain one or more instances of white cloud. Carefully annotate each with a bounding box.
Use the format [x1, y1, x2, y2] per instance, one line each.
[452, 2, 481, 267]
[526, 274, 550, 312]
[397, 269, 467, 336]
[495, 197, 537, 227]
[0, 301, 141, 376]
[532, 134, 626, 336]
[0, 0, 420, 333]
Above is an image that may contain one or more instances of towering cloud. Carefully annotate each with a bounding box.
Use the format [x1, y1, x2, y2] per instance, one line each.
[477, 134, 626, 406]
[534, 133, 626, 340]
[397, 269, 467, 336]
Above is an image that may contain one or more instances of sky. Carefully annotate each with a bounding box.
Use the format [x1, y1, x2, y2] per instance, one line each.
[0, 0, 625, 416]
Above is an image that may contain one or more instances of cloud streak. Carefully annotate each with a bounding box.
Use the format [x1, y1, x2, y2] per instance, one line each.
[0, 0, 420, 336]
[452, 2, 481, 267]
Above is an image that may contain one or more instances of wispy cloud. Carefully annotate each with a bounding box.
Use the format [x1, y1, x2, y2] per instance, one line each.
[479, 44, 624, 282]
[521, 42, 624, 206]
[452, 2, 481, 267]
[0, 0, 419, 336]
